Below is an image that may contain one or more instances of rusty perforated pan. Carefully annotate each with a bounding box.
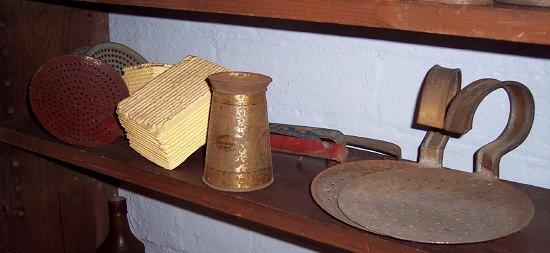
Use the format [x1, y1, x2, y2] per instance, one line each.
[337, 79, 535, 244]
[311, 65, 460, 229]
[85, 42, 147, 74]
[29, 54, 129, 147]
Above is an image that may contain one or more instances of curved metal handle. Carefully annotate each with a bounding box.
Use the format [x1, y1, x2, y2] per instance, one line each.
[269, 123, 402, 160]
[416, 65, 462, 167]
[444, 79, 535, 179]
[416, 65, 462, 129]
[345, 135, 402, 160]
[418, 131, 450, 167]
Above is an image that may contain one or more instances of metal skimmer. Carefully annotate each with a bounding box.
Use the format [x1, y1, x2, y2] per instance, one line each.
[311, 65, 460, 230]
[338, 79, 535, 244]
[311, 159, 418, 229]
[85, 42, 147, 74]
[29, 54, 129, 147]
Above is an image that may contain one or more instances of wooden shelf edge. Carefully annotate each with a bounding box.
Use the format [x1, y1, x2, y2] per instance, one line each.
[0, 119, 422, 253]
[78, 0, 550, 45]
[3, 119, 549, 253]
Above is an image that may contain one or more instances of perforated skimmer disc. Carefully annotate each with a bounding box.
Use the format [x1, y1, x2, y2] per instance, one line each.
[85, 42, 147, 74]
[338, 166, 534, 244]
[311, 160, 421, 229]
[30, 54, 129, 147]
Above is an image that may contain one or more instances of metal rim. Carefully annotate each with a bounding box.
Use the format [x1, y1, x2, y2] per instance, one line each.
[311, 160, 421, 229]
[85, 42, 147, 74]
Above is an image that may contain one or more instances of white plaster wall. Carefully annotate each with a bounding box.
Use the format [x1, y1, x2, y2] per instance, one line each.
[111, 13, 550, 252]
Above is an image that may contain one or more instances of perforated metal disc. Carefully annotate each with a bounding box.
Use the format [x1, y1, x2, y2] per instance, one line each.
[311, 160, 421, 229]
[85, 42, 147, 74]
[30, 54, 129, 147]
[338, 166, 534, 244]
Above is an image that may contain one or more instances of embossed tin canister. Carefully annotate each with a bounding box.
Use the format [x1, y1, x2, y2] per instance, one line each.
[203, 72, 273, 192]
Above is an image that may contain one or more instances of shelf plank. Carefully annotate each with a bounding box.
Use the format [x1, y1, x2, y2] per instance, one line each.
[78, 0, 550, 45]
[1, 119, 549, 252]
[0, 119, 416, 252]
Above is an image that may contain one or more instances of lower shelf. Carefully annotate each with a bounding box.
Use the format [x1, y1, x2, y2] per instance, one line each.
[1, 119, 548, 252]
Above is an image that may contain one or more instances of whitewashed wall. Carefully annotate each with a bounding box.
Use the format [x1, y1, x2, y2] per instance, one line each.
[111, 13, 549, 252]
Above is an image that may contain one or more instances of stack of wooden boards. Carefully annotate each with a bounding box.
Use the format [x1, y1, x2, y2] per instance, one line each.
[117, 56, 228, 169]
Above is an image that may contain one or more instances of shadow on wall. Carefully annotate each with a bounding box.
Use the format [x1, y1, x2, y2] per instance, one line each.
[64, 1, 550, 59]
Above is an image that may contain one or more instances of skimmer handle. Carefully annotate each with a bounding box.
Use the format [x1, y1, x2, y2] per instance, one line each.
[444, 79, 535, 179]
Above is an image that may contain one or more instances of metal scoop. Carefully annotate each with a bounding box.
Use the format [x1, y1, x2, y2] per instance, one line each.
[337, 79, 535, 244]
[311, 65, 461, 229]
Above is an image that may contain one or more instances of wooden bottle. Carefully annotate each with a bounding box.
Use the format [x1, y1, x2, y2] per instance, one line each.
[97, 196, 145, 253]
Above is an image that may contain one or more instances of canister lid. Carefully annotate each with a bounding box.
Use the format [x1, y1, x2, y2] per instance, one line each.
[208, 71, 272, 95]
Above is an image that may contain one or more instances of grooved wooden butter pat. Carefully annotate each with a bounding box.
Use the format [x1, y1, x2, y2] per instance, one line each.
[122, 63, 173, 94]
[117, 56, 229, 170]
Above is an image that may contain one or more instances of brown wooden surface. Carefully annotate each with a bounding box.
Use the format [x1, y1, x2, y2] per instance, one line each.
[0, 146, 117, 252]
[79, 0, 550, 45]
[2, 119, 549, 253]
[0, 0, 109, 120]
[0, 1, 116, 252]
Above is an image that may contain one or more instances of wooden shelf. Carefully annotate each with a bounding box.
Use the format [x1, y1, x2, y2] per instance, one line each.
[78, 0, 550, 45]
[1, 119, 549, 252]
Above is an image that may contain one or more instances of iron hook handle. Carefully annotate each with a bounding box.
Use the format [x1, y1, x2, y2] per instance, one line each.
[444, 79, 535, 179]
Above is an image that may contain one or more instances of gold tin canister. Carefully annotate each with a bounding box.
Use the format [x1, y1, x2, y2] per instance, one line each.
[203, 71, 273, 192]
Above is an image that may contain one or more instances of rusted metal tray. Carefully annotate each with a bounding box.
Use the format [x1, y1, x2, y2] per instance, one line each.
[338, 79, 535, 244]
